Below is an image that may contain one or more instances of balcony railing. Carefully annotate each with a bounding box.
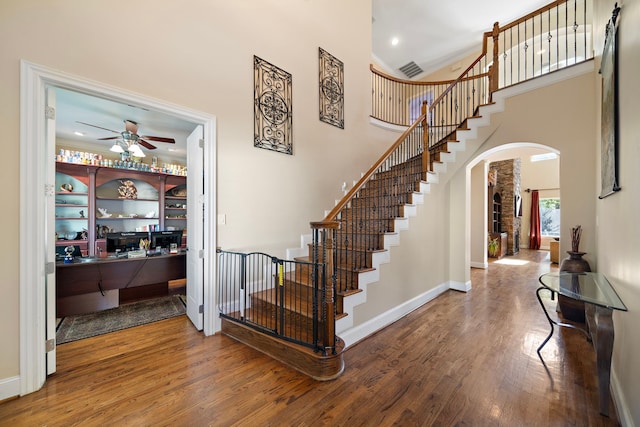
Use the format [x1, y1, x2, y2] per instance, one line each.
[371, 0, 593, 129]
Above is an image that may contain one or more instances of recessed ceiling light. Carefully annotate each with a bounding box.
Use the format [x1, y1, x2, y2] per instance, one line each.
[168, 148, 177, 152]
[74, 131, 85, 136]
[391, 37, 399, 46]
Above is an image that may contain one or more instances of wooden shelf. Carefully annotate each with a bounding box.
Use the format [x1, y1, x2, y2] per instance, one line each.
[55, 162, 186, 256]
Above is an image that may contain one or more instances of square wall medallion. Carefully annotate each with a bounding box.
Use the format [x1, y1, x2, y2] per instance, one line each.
[254, 55, 293, 155]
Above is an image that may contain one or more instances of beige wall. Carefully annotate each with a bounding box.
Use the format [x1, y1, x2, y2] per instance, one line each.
[2, 2, 638, 422]
[420, 50, 483, 82]
[470, 162, 488, 266]
[475, 73, 597, 262]
[593, 0, 640, 424]
[352, 183, 449, 322]
[0, 0, 395, 390]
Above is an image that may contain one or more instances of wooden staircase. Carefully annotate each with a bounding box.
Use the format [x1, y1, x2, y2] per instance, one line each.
[220, 103, 496, 380]
[221, 0, 594, 381]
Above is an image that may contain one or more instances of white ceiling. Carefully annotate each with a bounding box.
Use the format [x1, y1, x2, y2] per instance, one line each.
[372, 0, 553, 78]
[55, 1, 555, 157]
[55, 88, 196, 160]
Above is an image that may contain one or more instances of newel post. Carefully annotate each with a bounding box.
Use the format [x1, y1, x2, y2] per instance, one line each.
[490, 21, 500, 100]
[421, 100, 430, 173]
[310, 220, 339, 354]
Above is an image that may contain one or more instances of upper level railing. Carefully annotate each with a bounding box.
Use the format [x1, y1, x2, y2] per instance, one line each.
[372, 0, 593, 128]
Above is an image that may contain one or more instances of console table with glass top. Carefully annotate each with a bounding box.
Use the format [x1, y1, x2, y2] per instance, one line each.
[537, 272, 627, 417]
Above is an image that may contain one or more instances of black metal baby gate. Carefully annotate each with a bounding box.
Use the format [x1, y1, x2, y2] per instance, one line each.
[217, 249, 335, 354]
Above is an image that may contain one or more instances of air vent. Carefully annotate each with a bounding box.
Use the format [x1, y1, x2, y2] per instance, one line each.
[399, 61, 423, 78]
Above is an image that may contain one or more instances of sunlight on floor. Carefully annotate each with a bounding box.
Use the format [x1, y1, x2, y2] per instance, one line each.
[493, 259, 530, 266]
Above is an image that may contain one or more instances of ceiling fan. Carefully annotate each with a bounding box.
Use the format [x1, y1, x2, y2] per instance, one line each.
[77, 119, 176, 151]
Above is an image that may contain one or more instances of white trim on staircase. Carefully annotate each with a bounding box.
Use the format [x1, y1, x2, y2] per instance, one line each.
[339, 283, 449, 348]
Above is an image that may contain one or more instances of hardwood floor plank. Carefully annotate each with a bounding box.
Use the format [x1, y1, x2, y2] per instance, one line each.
[0, 250, 620, 426]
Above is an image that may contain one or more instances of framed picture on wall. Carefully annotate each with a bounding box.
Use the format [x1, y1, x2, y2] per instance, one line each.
[598, 3, 621, 199]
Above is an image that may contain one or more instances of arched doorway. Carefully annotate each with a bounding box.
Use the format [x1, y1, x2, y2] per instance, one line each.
[467, 143, 560, 269]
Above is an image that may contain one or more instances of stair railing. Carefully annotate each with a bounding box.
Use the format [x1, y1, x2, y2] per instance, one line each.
[426, 49, 492, 169]
[314, 0, 593, 331]
[311, 116, 429, 332]
[495, 0, 593, 88]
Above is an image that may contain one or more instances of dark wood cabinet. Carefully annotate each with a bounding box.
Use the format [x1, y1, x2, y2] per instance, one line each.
[491, 193, 502, 233]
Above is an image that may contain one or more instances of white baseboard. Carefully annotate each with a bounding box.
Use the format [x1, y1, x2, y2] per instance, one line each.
[339, 283, 449, 348]
[449, 280, 472, 292]
[0, 376, 20, 401]
[470, 261, 488, 269]
[611, 367, 635, 427]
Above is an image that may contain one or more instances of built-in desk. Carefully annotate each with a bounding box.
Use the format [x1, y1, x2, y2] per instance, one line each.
[536, 272, 627, 416]
[56, 253, 186, 316]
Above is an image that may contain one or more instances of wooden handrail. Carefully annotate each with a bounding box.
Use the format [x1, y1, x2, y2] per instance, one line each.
[332, 0, 583, 229]
[319, 25, 494, 228]
[499, 0, 570, 33]
[313, 116, 426, 227]
[427, 51, 487, 114]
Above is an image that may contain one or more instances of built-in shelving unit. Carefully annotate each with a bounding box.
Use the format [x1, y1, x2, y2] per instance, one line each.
[55, 162, 186, 257]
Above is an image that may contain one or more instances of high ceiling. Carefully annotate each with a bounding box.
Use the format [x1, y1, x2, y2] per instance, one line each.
[56, 1, 555, 156]
[372, 0, 553, 78]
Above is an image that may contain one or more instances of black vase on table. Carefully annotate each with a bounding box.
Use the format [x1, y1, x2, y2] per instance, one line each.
[558, 251, 591, 323]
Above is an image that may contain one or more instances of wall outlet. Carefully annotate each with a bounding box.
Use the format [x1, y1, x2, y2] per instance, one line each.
[217, 214, 226, 225]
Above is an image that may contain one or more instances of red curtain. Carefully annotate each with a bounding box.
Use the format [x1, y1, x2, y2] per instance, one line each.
[529, 190, 541, 249]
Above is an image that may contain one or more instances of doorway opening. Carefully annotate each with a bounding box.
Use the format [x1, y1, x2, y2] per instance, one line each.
[53, 86, 195, 342]
[467, 143, 560, 270]
[20, 61, 217, 395]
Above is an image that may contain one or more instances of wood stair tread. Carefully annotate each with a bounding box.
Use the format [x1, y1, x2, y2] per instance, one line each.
[338, 288, 363, 297]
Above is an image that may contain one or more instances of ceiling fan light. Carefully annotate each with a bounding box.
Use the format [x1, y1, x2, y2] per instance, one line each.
[110, 142, 124, 153]
[129, 143, 145, 158]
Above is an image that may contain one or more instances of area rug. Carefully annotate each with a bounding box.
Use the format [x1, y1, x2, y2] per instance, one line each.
[56, 295, 186, 344]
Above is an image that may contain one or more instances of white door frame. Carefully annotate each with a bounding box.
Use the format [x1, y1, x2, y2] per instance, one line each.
[19, 60, 219, 395]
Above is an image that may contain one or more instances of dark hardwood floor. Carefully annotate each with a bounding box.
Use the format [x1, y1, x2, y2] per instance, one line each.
[0, 249, 620, 426]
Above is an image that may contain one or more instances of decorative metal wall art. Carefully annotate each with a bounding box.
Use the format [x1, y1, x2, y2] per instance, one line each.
[254, 56, 293, 155]
[319, 47, 344, 129]
[599, 3, 621, 199]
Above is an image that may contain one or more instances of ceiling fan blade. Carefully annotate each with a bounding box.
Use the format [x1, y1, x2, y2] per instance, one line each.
[76, 121, 120, 134]
[140, 136, 176, 144]
[124, 120, 139, 134]
[138, 139, 158, 150]
[97, 136, 119, 141]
